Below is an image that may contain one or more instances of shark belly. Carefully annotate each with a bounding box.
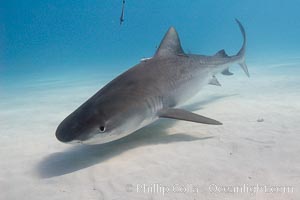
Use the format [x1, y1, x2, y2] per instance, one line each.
[164, 66, 212, 108]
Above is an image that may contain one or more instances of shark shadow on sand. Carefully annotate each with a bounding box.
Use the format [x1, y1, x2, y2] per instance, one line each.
[36, 94, 235, 178]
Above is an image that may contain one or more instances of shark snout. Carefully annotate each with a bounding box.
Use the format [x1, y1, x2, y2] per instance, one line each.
[55, 124, 76, 143]
[55, 119, 94, 143]
[55, 119, 83, 143]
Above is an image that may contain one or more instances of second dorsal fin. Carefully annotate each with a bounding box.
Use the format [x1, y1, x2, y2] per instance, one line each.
[154, 27, 185, 57]
[214, 49, 228, 57]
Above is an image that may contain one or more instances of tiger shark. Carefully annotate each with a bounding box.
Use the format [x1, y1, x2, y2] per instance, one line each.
[56, 19, 249, 144]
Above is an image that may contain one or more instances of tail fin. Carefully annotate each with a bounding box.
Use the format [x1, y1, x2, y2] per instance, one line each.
[235, 19, 250, 77]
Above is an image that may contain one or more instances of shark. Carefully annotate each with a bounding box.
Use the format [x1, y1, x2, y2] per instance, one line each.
[56, 19, 249, 144]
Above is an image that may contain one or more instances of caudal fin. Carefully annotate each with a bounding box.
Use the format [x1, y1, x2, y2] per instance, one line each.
[235, 19, 250, 77]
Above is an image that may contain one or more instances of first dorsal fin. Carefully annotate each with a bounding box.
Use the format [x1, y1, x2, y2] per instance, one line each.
[154, 27, 185, 57]
[214, 49, 228, 57]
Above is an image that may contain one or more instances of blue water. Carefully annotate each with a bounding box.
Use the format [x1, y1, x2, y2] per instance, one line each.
[0, 0, 299, 112]
[1, 0, 300, 83]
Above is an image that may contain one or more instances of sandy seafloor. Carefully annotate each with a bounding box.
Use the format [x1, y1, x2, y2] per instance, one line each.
[0, 60, 300, 200]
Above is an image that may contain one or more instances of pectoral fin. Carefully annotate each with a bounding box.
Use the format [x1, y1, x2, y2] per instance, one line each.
[158, 108, 222, 125]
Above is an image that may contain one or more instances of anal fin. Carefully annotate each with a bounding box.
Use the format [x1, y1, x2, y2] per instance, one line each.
[222, 68, 234, 76]
[159, 108, 222, 125]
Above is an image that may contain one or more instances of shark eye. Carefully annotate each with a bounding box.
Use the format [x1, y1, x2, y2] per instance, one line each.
[99, 126, 106, 132]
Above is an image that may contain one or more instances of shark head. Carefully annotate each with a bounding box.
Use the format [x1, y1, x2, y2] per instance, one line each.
[55, 95, 151, 145]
